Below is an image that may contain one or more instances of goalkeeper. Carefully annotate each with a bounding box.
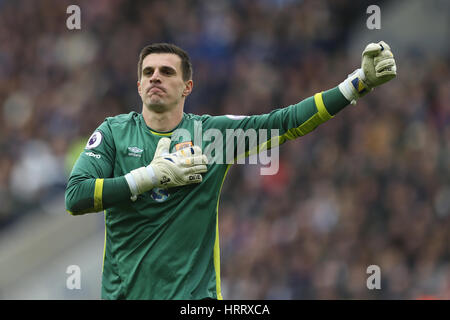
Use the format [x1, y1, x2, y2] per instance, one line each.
[65, 41, 396, 300]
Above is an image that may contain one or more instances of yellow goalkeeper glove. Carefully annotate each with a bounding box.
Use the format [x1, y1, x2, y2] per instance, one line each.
[125, 137, 208, 201]
[339, 41, 397, 104]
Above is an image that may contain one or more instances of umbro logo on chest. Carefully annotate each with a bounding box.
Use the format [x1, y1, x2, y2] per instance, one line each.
[127, 146, 144, 157]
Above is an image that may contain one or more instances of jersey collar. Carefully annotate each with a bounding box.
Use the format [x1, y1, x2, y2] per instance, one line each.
[139, 113, 186, 137]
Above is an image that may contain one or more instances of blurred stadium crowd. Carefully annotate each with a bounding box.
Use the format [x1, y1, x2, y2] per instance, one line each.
[0, 0, 448, 299]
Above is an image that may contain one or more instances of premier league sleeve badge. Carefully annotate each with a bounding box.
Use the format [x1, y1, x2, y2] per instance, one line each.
[85, 131, 103, 150]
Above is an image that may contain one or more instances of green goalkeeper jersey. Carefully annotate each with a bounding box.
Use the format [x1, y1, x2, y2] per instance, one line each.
[65, 87, 349, 300]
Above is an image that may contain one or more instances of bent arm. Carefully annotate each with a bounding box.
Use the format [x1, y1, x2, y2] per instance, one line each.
[65, 122, 132, 215]
[65, 175, 131, 215]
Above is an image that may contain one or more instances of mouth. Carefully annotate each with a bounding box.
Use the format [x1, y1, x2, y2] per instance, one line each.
[147, 86, 165, 94]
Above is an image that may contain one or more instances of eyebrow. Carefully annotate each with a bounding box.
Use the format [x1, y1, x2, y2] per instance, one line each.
[142, 65, 177, 74]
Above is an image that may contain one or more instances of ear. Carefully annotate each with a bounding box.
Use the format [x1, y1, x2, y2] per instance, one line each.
[182, 80, 193, 97]
[137, 81, 142, 96]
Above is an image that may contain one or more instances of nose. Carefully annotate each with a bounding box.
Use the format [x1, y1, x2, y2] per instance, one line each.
[150, 70, 161, 83]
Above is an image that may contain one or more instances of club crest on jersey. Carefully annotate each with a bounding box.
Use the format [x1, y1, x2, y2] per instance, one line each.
[86, 131, 102, 149]
[151, 188, 169, 202]
[175, 141, 193, 151]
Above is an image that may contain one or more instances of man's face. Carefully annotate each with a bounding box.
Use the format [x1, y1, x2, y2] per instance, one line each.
[138, 53, 192, 112]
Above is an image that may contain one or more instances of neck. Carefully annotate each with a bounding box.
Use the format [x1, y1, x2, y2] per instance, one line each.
[142, 104, 184, 132]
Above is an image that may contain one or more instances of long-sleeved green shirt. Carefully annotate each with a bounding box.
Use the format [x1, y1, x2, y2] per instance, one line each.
[65, 87, 349, 299]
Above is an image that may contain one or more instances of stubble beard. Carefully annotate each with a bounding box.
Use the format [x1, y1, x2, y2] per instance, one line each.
[144, 94, 172, 113]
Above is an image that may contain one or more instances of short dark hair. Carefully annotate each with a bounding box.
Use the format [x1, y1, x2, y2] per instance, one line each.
[137, 43, 193, 82]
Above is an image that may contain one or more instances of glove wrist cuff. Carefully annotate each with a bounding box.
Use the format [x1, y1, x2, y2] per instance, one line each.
[125, 172, 139, 200]
[146, 164, 158, 186]
[125, 165, 157, 201]
[339, 68, 371, 105]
